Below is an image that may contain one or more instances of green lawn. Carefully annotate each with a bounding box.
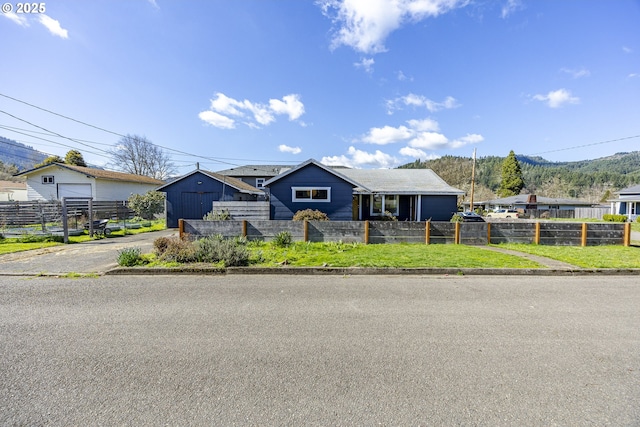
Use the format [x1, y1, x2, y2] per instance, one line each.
[248, 241, 542, 269]
[494, 243, 640, 269]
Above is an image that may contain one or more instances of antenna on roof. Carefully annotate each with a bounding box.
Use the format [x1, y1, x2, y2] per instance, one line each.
[196, 162, 200, 170]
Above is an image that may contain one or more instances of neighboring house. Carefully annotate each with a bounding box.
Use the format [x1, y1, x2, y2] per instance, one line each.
[610, 184, 640, 221]
[157, 169, 264, 228]
[264, 159, 464, 221]
[0, 180, 27, 201]
[15, 163, 164, 202]
[216, 164, 292, 191]
[475, 194, 594, 212]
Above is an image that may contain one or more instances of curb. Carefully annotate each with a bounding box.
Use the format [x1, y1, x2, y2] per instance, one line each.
[103, 266, 640, 276]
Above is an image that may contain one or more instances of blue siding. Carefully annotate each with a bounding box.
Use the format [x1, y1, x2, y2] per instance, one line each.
[268, 164, 355, 220]
[421, 195, 458, 221]
[162, 171, 247, 228]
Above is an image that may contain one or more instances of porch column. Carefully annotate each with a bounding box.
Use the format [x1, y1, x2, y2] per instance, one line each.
[416, 195, 422, 222]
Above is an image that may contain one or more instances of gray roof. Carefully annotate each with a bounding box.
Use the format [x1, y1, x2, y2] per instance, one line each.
[216, 165, 292, 177]
[157, 169, 263, 194]
[263, 159, 366, 189]
[618, 184, 640, 194]
[339, 168, 464, 195]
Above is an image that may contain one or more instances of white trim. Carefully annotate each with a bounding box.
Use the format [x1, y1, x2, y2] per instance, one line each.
[291, 186, 331, 203]
[370, 194, 399, 216]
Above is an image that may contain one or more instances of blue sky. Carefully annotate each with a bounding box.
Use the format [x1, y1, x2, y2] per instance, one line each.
[1, 0, 639, 174]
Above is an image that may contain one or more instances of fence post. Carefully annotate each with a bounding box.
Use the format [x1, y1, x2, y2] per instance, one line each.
[303, 220, 309, 242]
[487, 222, 491, 245]
[364, 220, 369, 244]
[179, 219, 184, 239]
[454, 221, 460, 244]
[624, 222, 631, 247]
[62, 199, 69, 244]
[581, 223, 588, 247]
[534, 222, 541, 245]
[242, 220, 247, 238]
[425, 220, 430, 245]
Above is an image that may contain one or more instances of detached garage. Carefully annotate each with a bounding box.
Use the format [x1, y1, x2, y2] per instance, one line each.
[15, 163, 164, 202]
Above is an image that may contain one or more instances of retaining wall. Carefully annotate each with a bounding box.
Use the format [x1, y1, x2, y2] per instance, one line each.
[181, 219, 631, 246]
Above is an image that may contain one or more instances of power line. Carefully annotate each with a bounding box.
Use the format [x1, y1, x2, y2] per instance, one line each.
[527, 135, 640, 156]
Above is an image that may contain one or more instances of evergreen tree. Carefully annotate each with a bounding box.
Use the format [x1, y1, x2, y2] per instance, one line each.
[34, 155, 64, 168]
[498, 150, 525, 197]
[65, 150, 87, 167]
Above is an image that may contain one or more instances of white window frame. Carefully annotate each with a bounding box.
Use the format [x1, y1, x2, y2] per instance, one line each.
[291, 187, 331, 203]
[42, 175, 54, 184]
[255, 178, 265, 188]
[370, 194, 399, 216]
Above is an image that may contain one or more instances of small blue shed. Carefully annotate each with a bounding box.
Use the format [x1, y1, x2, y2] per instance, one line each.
[157, 169, 263, 228]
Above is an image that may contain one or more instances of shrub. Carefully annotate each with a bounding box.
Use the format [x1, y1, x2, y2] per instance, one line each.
[603, 214, 628, 222]
[376, 211, 398, 221]
[450, 213, 463, 222]
[194, 236, 249, 266]
[117, 247, 142, 267]
[128, 191, 165, 220]
[154, 236, 197, 263]
[203, 209, 231, 220]
[273, 231, 292, 247]
[17, 234, 64, 243]
[293, 209, 329, 221]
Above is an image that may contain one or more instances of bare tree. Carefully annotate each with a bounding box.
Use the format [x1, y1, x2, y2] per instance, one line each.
[110, 134, 176, 180]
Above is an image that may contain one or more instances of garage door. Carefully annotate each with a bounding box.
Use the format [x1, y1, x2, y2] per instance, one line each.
[58, 184, 92, 199]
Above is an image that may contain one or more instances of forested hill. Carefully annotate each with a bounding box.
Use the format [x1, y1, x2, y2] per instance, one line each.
[399, 151, 640, 203]
[0, 136, 47, 171]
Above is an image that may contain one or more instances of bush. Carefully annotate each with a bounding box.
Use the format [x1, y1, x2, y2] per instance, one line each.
[117, 247, 143, 267]
[195, 236, 249, 266]
[17, 234, 64, 243]
[154, 236, 197, 263]
[273, 231, 292, 248]
[203, 209, 231, 220]
[376, 211, 398, 221]
[603, 214, 628, 222]
[128, 191, 165, 220]
[293, 209, 329, 221]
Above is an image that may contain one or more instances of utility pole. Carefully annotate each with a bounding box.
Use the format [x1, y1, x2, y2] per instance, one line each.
[470, 148, 476, 213]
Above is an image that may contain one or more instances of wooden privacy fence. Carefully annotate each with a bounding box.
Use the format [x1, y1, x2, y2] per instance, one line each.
[181, 219, 631, 247]
[0, 200, 137, 227]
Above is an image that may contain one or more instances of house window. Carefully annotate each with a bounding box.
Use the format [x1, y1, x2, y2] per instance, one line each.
[42, 175, 54, 184]
[292, 187, 331, 202]
[371, 194, 398, 215]
[256, 178, 265, 188]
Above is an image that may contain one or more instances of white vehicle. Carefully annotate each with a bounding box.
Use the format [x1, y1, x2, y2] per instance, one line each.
[486, 209, 520, 218]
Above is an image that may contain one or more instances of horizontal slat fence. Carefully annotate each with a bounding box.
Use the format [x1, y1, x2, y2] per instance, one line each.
[182, 219, 629, 246]
[0, 201, 136, 227]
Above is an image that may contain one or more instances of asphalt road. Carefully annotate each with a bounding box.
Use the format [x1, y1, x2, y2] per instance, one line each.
[1, 274, 639, 426]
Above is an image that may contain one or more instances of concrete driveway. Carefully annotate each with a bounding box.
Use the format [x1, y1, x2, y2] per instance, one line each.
[0, 229, 177, 275]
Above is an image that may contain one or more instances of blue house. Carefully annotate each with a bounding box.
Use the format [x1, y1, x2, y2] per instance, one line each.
[610, 184, 640, 221]
[264, 159, 464, 221]
[264, 159, 362, 221]
[157, 169, 263, 228]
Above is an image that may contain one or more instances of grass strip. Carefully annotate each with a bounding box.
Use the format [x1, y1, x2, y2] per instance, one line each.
[494, 243, 640, 269]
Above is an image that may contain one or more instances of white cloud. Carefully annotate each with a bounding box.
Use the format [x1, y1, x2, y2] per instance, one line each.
[386, 93, 460, 114]
[278, 144, 302, 154]
[2, 12, 29, 26]
[407, 132, 449, 149]
[199, 92, 306, 129]
[198, 110, 236, 129]
[362, 125, 413, 145]
[532, 88, 580, 108]
[629, 73, 640, 78]
[269, 94, 305, 120]
[501, 0, 523, 19]
[322, 146, 400, 168]
[450, 133, 484, 148]
[406, 118, 439, 132]
[623, 46, 633, 54]
[399, 146, 427, 159]
[560, 67, 590, 79]
[38, 15, 68, 39]
[319, 0, 470, 54]
[354, 57, 375, 73]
